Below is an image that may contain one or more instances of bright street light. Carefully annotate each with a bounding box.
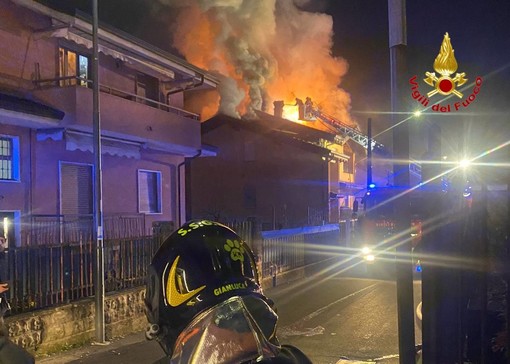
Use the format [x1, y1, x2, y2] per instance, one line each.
[459, 159, 471, 169]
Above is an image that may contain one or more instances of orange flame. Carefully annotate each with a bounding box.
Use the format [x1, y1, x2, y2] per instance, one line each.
[166, 1, 354, 127]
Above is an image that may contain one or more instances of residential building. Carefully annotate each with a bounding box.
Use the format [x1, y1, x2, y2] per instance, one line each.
[0, 0, 218, 247]
[187, 111, 358, 230]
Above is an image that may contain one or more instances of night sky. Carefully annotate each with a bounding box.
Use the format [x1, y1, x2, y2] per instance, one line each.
[39, 0, 510, 168]
[39, 0, 510, 110]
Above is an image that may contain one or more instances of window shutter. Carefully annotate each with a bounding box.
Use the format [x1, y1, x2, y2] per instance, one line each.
[138, 170, 161, 213]
[61, 163, 93, 215]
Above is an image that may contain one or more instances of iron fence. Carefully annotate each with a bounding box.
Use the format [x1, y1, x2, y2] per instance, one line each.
[260, 225, 341, 278]
[4, 215, 337, 315]
[262, 234, 305, 278]
[3, 235, 159, 314]
[23, 214, 148, 246]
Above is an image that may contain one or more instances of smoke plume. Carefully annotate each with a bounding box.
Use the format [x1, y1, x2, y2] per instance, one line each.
[155, 0, 352, 124]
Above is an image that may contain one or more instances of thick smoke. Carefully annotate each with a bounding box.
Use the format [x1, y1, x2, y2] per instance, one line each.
[156, 0, 352, 124]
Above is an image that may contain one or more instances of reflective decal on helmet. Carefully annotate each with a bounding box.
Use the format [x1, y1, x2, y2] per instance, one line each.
[164, 256, 206, 307]
[176, 220, 219, 237]
[213, 281, 248, 296]
[224, 239, 245, 262]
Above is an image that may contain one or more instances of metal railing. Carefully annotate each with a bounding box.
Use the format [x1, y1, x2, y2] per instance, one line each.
[33, 75, 200, 120]
[4, 235, 159, 314]
[24, 214, 148, 246]
[4, 215, 337, 314]
[262, 233, 305, 278]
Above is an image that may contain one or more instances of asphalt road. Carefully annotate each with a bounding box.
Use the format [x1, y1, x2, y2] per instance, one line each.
[269, 275, 422, 363]
[38, 259, 422, 364]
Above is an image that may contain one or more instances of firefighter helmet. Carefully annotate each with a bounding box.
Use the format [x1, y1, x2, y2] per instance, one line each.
[144, 220, 268, 356]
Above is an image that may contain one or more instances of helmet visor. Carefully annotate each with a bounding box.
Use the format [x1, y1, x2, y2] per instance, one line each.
[170, 296, 280, 364]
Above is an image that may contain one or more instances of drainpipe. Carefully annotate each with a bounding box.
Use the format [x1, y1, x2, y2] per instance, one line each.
[165, 74, 204, 104]
[177, 149, 202, 226]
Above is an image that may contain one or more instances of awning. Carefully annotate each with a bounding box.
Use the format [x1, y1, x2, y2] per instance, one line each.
[0, 92, 64, 127]
[37, 129, 142, 159]
[50, 27, 176, 79]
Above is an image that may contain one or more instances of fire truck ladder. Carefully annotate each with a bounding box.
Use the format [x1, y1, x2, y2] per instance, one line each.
[298, 99, 421, 178]
[307, 107, 386, 154]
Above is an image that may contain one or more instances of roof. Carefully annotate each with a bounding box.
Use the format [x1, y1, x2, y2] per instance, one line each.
[201, 112, 336, 145]
[200, 112, 334, 157]
[0, 91, 65, 120]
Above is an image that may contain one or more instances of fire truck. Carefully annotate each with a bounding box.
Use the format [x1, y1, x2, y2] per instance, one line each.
[354, 186, 423, 275]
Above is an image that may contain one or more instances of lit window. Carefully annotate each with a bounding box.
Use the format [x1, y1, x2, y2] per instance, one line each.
[59, 47, 90, 87]
[138, 170, 162, 214]
[0, 136, 20, 181]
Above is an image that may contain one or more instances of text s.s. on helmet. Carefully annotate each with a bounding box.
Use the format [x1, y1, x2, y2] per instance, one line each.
[144, 220, 264, 355]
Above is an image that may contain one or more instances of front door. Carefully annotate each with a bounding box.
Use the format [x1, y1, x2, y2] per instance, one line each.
[59, 162, 93, 242]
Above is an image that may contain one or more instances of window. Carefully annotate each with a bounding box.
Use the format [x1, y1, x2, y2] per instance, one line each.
[60, 163, 93, 215]
[136, 73, 160, 107]
[59, 47, 90, 87]
[138, 170, 162, 214]
[0, 135, 20, 181]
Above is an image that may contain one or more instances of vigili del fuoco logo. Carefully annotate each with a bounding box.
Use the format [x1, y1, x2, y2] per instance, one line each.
[409, 32, 482, 113]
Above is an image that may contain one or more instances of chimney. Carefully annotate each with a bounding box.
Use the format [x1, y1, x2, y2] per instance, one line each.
[273, 100, 284, 118]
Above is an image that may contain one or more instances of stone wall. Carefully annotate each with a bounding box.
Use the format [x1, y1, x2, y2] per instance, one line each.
[5, 287, 147, 357]
[3, 276, 301, 357]
[4, 263, 314, 358]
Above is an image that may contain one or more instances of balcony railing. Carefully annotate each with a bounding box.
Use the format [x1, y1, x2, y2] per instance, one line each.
[33, 75, 200, 120]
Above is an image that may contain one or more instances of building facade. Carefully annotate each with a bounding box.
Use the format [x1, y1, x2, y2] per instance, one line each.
[0, 0, 218, 246]
[188, 111, 357, 229]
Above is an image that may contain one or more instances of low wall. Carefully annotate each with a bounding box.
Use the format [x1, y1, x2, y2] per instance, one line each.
[6, 254, 333, 358]
[5, 287, 147, 357]
[7, 269, 308, 358]
[4, 271, 302, 358]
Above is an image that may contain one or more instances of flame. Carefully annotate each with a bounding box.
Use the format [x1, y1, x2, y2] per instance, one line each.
[433, 32, 458, 76]
[155, 0, 354, 126]
[281, 103, 301, 123]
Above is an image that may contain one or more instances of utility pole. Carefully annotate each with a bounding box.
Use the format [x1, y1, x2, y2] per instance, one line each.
[367, 118, 373, 189]
[388, 1, 415, 363]
[92, 0, 106, 343]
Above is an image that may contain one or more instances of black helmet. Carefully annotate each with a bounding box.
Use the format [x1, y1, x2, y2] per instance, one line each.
[144, 220, 268, 356]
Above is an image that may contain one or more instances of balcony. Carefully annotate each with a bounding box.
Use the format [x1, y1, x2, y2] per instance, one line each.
[32, 77, 202, 156]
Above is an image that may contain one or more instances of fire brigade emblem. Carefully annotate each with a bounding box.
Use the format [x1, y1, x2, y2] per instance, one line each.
[424, 33, 467, 98]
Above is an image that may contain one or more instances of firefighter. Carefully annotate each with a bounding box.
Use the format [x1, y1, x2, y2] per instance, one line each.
[144, 220, 312, 363]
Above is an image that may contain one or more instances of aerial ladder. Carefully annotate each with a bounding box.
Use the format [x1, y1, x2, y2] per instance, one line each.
[297, 97, 386, 154]
[296, 97, 421, 180]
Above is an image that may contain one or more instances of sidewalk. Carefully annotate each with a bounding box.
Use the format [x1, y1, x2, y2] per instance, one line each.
[37, 331, 161, 364]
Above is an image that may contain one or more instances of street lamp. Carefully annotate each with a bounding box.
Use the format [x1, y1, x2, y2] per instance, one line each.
[458, 158, 471, 169]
